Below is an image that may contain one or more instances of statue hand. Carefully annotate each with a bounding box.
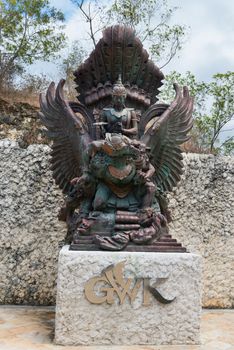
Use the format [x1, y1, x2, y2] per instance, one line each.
[134, 171, 147, 184]
[70, 173, 91, 186]
[138, 171, 148, 181]
[70, 177, 80, 185]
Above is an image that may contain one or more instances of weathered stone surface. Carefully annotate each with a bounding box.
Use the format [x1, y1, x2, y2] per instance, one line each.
[0, 97, 48, 146]
[0, 140, 233, 307]
[0, 139, 66, 305]
[55, 246, 202, 345]
[168, 153, 234, 308]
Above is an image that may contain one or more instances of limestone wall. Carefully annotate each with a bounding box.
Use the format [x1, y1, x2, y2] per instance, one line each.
[168, 153, 234, 308]
[0, 139, 233, 307]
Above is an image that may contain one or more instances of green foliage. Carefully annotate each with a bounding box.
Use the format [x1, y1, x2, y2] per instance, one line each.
[109, 0, 186, 67]
[74, 0, 186, 68]
[160, 71, 234, 154]
[17, 72, 51, 94]
[220, 137, 234, 156]
[159, 71, 209, 117]
[110, 0, 157, 27]
[60, 40, 87, 99]
[60, 41, 87, 78]
[0, 0, 66, 88]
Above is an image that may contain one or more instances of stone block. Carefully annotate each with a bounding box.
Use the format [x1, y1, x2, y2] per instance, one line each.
[55, 246, 202, 345]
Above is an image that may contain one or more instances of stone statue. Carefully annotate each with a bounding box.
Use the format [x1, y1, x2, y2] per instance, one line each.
[39, 25, 193, 251]
[99, 76, 138, 138]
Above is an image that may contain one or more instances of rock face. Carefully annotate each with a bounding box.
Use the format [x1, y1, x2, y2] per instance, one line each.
[168, 153, 234, 308]
[0, 140, 233, 307]
[0, 97, 48, 147]
[0, 140, 66, 305]
[55, 247, 202, 345]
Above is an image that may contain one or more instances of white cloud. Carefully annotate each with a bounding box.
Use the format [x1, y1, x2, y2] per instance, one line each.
[32, 0, 234, 83]
[29, 0, 233, 142]
[163, 0, 234, 80]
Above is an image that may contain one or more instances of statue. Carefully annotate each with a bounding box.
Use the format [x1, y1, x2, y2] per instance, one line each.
[99, 76, 138, 138]
[39, 25, 193, 251]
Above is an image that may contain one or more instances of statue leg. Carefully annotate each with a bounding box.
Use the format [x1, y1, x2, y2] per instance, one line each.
[141, 180, 156, 208]
[94, 231, 130, 251]
[79, 198, 93, 217]
[93, 183, 111, 211]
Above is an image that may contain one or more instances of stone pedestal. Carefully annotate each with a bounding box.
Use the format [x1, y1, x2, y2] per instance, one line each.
[55, 246, 202, 346]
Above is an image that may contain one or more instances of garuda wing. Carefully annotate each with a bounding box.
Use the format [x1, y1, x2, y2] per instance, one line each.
[39, 79, 94, 194]
[141, 84, 193, 192]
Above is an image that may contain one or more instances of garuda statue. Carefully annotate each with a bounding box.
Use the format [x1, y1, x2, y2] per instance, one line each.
[39, 25, 193, 251]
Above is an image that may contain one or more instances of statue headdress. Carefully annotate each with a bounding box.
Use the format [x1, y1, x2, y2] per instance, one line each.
[112, 75, 127, 97]
[73, 25, 164, 110]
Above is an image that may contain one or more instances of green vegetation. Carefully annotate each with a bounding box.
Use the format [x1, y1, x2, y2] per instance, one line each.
[60, 41, 87, 100]
[160, 71, 234, 155]
[0, 0, 233, 154]
[73, 0, 186, 68]
[0, 0, 66, 89]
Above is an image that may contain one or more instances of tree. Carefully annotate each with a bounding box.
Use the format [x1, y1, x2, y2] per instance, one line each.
[159, 71, 209, 117]
[205, 72, 234, 154]
[72, 0, 186, 68]
[17, 72, 51, 95]
[0, 0, 66, 90]
[160, 71, 234, 155]
[60, 40, 87, 100]
[221, 137, 234, 156]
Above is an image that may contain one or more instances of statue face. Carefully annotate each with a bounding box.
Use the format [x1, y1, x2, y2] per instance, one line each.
[108, 134, 124, 150]
[113, 95, 126, 109]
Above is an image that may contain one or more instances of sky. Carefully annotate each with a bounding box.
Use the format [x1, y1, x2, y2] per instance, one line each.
[45, 0, 234, 81]
[165, 0, 234, 80]
[32, 0, 234, 139]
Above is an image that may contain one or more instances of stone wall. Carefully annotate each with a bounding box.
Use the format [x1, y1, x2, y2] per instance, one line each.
[168, 153, 234, 308]
[0, 139, 233, 307]
[0, 97, 47, 147]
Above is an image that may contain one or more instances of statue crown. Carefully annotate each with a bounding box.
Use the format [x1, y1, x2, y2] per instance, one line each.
[112, 75, 127, 97]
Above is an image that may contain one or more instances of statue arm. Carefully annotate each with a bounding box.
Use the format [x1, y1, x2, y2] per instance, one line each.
[99, 110, 108, 138]
[86, 140, 105, 159]
[122, 110, 138, 136]
[138, 162, 155, 182]
[100, 110, 107, 123]
[71, 140, 105, 185]
[144, 162, 155, 179]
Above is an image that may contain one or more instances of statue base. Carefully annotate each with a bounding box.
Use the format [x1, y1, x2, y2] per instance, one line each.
[55, 246, 202, 346]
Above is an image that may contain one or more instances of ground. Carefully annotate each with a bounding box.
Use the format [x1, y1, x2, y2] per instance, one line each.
[0, 306, 233, 350]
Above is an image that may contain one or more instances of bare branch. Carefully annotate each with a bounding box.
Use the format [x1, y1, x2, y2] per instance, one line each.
[159, 36, 180, 69]
[220, 127, 234, 133]
[76, 0, 97, 47]
[141, 17, 168, 43]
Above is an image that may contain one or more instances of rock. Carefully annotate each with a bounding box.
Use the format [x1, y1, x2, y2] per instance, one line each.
[0, 97, 49, 146]
[55, 247, 202, 346]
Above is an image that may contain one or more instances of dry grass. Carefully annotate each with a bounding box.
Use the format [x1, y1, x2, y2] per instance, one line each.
[182, 139, 213, 154]
[0, 89, 40, 108]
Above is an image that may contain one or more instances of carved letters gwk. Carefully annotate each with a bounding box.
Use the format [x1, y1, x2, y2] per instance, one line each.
[84, 261, 175, 306]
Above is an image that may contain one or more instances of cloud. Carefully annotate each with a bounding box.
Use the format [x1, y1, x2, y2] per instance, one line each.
[163, 0, 234, 81]
[32, 2, 234, 83]
[49, 0, 77, 18]
[62, 1, 108, 49]
[28, 0, 233, 143]
[39, 0, 234, 84]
